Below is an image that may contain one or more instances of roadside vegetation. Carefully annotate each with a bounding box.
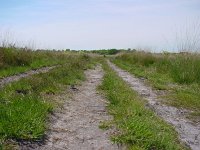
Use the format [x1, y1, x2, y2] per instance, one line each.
[0, 51, 94, 149]
[112, 51, 200, 121]
[0, 45, 197, 149]
[99, 60, 185, 150]
[0, 47, 73, 78]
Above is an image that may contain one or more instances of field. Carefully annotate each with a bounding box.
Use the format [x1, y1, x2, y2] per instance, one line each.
[112, 51, 200, 121]
[0, 47, 199, 149]
[0, 47, 80, 78]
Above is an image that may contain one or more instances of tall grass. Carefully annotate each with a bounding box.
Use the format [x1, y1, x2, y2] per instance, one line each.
[0, 47, 32, 68]
[170, 55, 200, 84]
[115, 51, 200, 84]
[0, 47, 75, 77]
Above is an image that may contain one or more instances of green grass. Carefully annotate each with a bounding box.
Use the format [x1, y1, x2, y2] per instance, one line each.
[99, 121, 111, 130]
[114, 52, 200, 84]
[0, 95, 51, 140]
[0, 53, 94, 148]
[0, 47, 73, 77]
[99, 61, 185, 150]
[113, 59, 172, 90]
[112, 52, 200, 121]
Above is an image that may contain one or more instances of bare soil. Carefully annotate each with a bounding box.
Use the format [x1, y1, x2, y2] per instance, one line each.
[24, 65, 121, 150]
[108, 60, 200, 150]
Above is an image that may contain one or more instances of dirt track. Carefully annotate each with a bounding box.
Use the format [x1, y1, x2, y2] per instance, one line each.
[108, 60, 200, 150]
[32, 65, 120, 150]
[0, 66, 56, 88]
[16, 61, 200, 150]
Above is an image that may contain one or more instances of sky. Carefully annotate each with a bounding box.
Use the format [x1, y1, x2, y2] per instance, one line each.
[0, 0, 200, 51]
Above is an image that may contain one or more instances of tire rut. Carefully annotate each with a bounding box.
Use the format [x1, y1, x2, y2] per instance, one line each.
[108, 60, 200, 150]
[0, 66, 56, 88]
[28, 65, 121, 150]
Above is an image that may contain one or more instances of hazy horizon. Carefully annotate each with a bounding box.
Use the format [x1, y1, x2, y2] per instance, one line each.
[0, 0, 200, 51]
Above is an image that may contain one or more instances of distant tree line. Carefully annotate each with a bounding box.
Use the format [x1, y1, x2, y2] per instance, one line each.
[90, 49, 119, 55]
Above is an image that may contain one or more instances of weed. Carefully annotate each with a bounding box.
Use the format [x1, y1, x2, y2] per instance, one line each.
[99, 121, 111, 130]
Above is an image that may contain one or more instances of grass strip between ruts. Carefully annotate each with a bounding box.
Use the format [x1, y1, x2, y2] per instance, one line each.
[99, 60, 186, 150]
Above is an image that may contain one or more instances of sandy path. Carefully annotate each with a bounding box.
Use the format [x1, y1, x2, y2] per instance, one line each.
[108, 61, 200, 150]
[32, 65, 120, 150]
[0, 66, 56, 88]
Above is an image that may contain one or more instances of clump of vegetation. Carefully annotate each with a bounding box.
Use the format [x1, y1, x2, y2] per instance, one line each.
[0, 47, 76, 77]
[0, 47, 33, 68]
[114, 51, 200, 84]
[170, 55, 200, 84]
[99, 61, 184, 150]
